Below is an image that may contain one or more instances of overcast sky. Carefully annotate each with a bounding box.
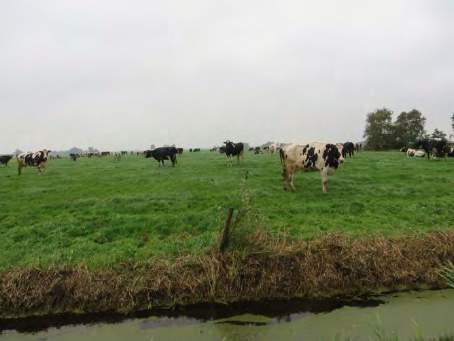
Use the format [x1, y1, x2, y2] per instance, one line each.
[1, 0, 453, 152]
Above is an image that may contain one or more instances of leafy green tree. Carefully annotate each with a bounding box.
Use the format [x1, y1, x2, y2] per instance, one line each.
[363, 108, 394, 150]
[431, 128, 447, 140]
[393, 109, 426, 147]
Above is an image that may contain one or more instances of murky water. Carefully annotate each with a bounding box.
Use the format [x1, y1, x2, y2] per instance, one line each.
[1, 290, 454, 341]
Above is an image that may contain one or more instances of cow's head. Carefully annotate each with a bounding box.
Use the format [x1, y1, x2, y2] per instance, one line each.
[336, 144, 344, 163]
[42, 149, 50, 161]
[323, 144, 342, 168]
[144, 150, 152, 158]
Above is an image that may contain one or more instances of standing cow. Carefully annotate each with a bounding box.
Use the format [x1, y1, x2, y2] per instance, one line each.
[0, 155, 13, 167]
[342, 142, 355, 158]
[224, 141, 244, 163]
[16, 149, 51, 175]
[280, 143, 343, 193]
[144, 147, 178, 167]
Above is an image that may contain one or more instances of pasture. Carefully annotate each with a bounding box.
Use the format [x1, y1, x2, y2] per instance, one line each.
[0, 151, 453, 270]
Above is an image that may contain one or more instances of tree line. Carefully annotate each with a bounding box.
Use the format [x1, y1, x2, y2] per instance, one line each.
[363, 108, 453, 150]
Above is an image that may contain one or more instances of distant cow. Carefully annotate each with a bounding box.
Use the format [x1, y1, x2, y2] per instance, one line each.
[342, 142, 355, 158]
[144, 147, 178, 166]
[269, 143, 280, 154]
[17, 149, 51, 175]
[406, 148, 425, 157]
[224, 141, 244, 163]
[254, 146, 262, 154]
[69, 153, 79, 161]
[193, 148, 201, 152]
[177, 148, 184, 154]
[101, 151, 110, 157]
[280, 143, 343, 193]
[0, 155, 13, 167]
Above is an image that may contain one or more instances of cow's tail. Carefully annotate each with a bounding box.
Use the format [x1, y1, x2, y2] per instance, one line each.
[279, 149, 287, 179]
[279, 148, 285, 165]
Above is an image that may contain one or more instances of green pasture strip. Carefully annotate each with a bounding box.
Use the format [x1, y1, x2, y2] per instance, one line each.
[0, 151, 453, 270]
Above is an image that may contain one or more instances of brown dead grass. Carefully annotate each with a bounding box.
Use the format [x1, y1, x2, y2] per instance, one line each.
[1, 230, 454, 319]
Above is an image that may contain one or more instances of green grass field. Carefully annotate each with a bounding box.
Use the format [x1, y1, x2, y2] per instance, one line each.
[1, 151, 453, 270]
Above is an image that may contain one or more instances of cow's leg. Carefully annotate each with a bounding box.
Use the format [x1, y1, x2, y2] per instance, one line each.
[320, 168, 329, 193]
[283, 164, 296, 191]
[282, 165, 289, 191]
[289, 165, 297, 191]
[18, 164, 22, 176]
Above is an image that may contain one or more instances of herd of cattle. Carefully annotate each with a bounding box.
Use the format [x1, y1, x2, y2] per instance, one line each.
[1, 138, 453, 193]
[400, 138, 454, 159]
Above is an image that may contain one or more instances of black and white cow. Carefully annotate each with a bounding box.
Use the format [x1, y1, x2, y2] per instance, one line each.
[224, 140, 244, 163]
[16, 149, 51, 175]
[280, 143, 344, 193]
[69, 153, 79, 161]
[144, 147, 178, 166]
[0, 155, 13, 167]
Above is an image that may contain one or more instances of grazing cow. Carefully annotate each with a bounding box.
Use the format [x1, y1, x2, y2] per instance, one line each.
[269, 144, 278, 154]
[406, 149, 425, 157]
[177, 148, 184, 154]
[210, 147, 218, 152]
[121, 151, 128, 155]
[415, 138, 449, 159]
[101, 151, 110, 157]
[254, 146, 262, 154]
[355, 143, 362, 152]
[406, 148, 416, 157]
[144, 147, 178, 166]
[342, 142, 355, 158]
[280, 143, 343, 193]
[193, 148, 201, 152]
[224, 141, 244, 163]
[17, 149, 51, 175]
[69, 153, 79, 161]
[0, 155, 13, 167]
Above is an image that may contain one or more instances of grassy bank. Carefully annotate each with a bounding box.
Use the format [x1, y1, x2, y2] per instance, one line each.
[1, 231, 453, 319]
[1, 151, 453, 270]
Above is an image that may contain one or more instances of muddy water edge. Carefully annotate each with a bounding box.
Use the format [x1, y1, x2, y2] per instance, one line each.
[1, 289, 454, 340]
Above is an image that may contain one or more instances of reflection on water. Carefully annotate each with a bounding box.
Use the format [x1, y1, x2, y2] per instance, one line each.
[1, 290, 454, 340]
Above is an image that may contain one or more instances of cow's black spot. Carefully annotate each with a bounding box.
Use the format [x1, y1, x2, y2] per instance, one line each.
[323, 144, 341, 168]
[303, 147, 318, 168]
